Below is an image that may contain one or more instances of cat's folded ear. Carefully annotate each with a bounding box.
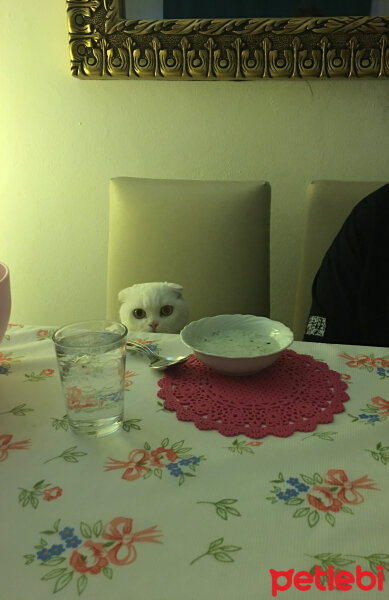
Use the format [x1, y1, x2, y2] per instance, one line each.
[118, 287, 131, 304]
[165, 282, 184, 298]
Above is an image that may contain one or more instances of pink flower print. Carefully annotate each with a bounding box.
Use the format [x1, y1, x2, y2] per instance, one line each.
[121, 450, 150, 481]
[339, 352, 389, 369]
[70, 541, 109, 575]
[376, 358, 389, 368]
[307, 485, 343, 513]
[124, 370, 137, 389]
[43, 486, 63, 501]
[339, 353, 373, 368]
[149, 447, 178, 468]
[82, 397, 98, 409]
[37, 329, 49, 338]
[0, 434, 31, 462]
[102, 517, 162, 566]
[105, 449, 151, 481]
[66, 386, 82, 409]
[66, 386, 98, 409]
[0, 352, 12, 363]
[66, 386, 96, 409]
[40, 369, 54, 377]
[340, 373, 351, 381]
[371, 396, 389, 416]
[324, 469, 379, 505]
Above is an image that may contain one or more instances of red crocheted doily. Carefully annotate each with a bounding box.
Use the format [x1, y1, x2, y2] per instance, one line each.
[157, 350, 349, 439]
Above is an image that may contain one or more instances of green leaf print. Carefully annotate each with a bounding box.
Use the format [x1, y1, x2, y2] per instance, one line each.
[226, 439, 254, 454]
[307, 552, 389, 581]
[80, 522, 92, 538]
[308, 510, 320, 528]
[40, 519, 61, 535]
[51, 415, 69, 431]
[122, 418, 142, 432]
[77, 574, 88, 595]
[340, 505, 354, 515]
[53, 571, 73, 593]
[41, 568, 67, 581]
[0, 403, 34, 417]
[93, 520, 103, 537]
[103, 566, 113, 579]
[190, 538, 241, 565]
[44, 446, 87, 464]
[170, 440, 185, 451]
[285, 497, 304, 506]
[293, 507, 310, 519]
[43, 557, 66, 567]
[325, 513, 335, 527]
[197, 499, 241, 520]
[365, 442, 389, 465]
[303, 431, 338, 441]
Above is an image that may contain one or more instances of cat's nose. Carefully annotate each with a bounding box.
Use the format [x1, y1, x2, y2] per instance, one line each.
[150, 321, 159, 331]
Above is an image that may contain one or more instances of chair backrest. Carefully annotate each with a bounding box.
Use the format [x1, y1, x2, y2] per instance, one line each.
[106, 177, 271, 324]
[293, 180, 387, 340]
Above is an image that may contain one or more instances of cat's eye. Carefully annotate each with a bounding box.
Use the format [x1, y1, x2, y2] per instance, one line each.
[133, 308, 146, 319]
[160, 305, 173, 317]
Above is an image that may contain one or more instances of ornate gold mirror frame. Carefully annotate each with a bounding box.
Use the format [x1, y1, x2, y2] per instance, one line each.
[67, 0, 389, 79]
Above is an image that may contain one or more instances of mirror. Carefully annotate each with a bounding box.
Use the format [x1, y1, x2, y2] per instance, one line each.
[67, 0, 389, 80]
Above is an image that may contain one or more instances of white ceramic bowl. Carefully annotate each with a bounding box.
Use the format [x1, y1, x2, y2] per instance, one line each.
[180, 314, 294, 376]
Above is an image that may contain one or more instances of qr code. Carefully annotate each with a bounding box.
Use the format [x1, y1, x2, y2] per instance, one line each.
[306, 315, 326, 337]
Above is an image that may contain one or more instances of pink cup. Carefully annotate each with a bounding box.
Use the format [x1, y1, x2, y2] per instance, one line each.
[0, 263, 11, 343]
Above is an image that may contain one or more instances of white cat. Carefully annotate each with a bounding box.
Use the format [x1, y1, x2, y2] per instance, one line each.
[118, 282, 189, 334]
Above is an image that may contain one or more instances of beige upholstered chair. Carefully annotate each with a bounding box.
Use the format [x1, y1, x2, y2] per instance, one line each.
[106, 177, 271, 324]
[293, 180, 387, 340]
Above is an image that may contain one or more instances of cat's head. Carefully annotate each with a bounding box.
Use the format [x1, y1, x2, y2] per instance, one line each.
[118, 282, 189, 334]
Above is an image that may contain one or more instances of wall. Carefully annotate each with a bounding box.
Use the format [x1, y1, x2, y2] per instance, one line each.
[1, 1, 389, 331]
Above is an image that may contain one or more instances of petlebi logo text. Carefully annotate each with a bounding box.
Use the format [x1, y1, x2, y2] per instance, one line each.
[270, 564, 384, 596]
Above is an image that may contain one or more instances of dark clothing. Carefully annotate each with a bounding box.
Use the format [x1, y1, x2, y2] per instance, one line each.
[304, 183, 389, 347]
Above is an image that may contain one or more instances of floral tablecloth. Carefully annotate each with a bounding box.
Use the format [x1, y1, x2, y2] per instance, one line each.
[1, 325, 389, 599]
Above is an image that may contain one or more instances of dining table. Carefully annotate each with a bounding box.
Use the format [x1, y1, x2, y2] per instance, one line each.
[1, 323, 388, 600]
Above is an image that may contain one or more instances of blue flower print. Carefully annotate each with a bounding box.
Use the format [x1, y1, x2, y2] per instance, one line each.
[276, 488, 299, 501]
[166, 463, 183, 477]
[59, 526, 74, 540]
[65, 536, 82, 549]
[37, 548, 52, 562]
[296, 483, 310, 492]
[0, 364, 10, 375]
[376, 367, 389, 377]
[359, 413, 380, 423]
[286, 477, 310, 493]
[287, 477, 300, 486]
[49, 544, 65, 556]
[178, 456, 200, 467]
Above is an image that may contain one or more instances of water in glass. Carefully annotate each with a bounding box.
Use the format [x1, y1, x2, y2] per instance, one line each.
[55, 326, 126, 437]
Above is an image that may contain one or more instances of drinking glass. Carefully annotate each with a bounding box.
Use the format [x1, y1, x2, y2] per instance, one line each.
[53, 320, 127, 437]
[0, 263, 11, 344]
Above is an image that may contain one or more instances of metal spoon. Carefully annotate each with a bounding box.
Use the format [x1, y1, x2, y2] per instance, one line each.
[126, 340, 190, 370]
